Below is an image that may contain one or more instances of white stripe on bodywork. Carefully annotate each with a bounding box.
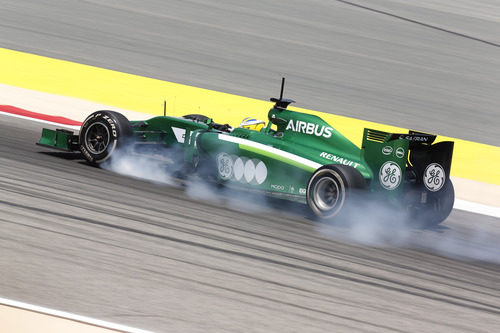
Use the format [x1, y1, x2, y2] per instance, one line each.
[218, 133, 321, 170]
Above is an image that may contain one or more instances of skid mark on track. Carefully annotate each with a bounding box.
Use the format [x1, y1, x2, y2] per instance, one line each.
[336, 0, 500, 48]
[1, 197, 500, 316]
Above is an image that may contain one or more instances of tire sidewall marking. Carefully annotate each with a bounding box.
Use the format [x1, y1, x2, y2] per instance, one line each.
[80, 112, 120, 163]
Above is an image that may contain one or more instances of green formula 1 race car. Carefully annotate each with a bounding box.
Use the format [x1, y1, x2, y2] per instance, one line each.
[38, 79, 454, 225]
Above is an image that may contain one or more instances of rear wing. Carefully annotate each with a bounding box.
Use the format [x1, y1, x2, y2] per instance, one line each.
[362, 128, 454, 195]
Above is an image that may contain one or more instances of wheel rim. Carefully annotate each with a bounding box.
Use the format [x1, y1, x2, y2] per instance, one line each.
[313, 177, 340, 211]
[85, 122, 110, 154]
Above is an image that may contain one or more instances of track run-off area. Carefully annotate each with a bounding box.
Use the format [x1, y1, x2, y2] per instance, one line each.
[1, 1, 499, 332]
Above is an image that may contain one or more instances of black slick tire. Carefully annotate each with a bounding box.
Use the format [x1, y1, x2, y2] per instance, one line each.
[306, 164, 366, 220]
[79, 110, 133, 165]
[414, 180, 455, 227]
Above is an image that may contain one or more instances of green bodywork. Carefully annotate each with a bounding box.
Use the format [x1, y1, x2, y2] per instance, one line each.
[38, 128, 79, 151]
[38, 102, 450, 204]
[192, 106, 371, 198]
[38, 86, 453, 215]
[190, 106, 412, 199]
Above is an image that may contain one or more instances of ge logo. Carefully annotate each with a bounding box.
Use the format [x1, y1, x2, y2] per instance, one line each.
[423, 163, 445, 192]
[217, 153, 233, 180]
[379, 161, 402, 190]
[395, 147, 405, 159]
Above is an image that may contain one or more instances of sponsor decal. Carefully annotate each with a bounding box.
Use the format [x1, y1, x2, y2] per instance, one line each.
[225, 155, 268, 185]
[423, 163, 445, 192]
[286, 120, 333, 138]
[244, 159, 255, 183]
[319, 152, 360, 169]
[254, 160, 267, 184]
[299, 188, 306, 195]
[172, 127, 186, 143]
[382, 146, 393, 155]
[398, 134, 429, 142]
[379, 161, 402, 190]
[270, 184, 285, 191]
[233, 157, 245, 181]
[218, 134, 322, 172]
[216, 153, 233, 180]
[395, 147, 405, 159]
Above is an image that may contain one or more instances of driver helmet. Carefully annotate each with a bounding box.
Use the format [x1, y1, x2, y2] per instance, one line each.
[239, 117, 266, 131]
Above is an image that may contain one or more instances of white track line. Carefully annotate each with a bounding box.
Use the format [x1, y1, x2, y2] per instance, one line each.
[0, 110, 81, 130]
[3, 110, 498, 219]
[454, 199, 500, 218]
[0, 297, 155, 333]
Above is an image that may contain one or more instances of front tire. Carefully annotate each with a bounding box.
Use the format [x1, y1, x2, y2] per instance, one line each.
[306, 165, 366, 219]
[79, 111, 133, 165]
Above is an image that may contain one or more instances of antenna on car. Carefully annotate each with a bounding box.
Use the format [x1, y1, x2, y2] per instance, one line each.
[270, 77, 295, 109]
[279, 77, 285, 100]
[163, 100, 166, 117]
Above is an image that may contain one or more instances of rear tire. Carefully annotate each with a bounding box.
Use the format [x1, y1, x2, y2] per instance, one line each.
[79, 111, 133, 165]
[412, 181, 455, 227]
[306, 165, 366, 219]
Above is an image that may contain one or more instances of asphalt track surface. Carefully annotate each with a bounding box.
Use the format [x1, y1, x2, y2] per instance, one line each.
[0, 0, 499, 145]
[2, 116, 500, 332]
